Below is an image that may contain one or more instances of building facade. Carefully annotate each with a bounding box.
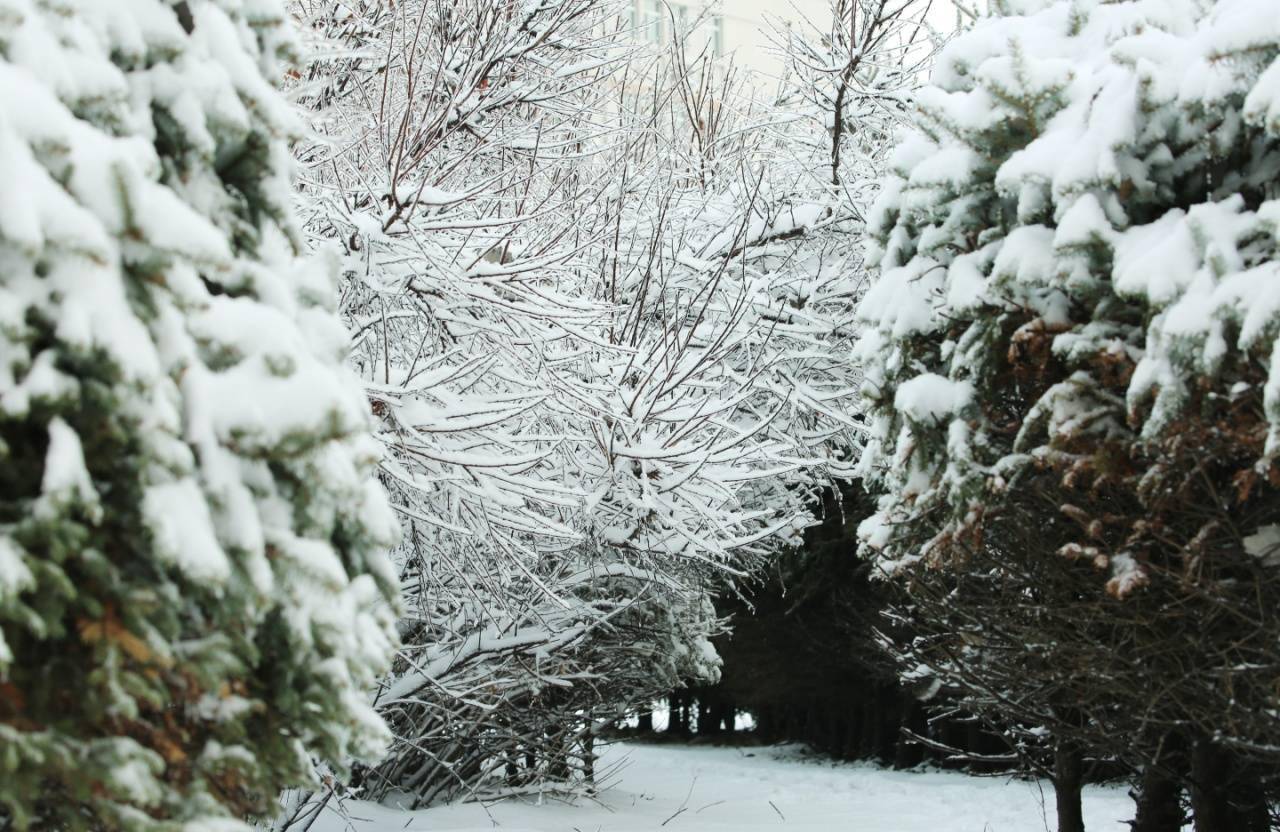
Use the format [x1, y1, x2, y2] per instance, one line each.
[629, 0, 832, 79]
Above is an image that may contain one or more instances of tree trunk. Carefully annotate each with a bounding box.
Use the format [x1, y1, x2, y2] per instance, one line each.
[637, 709, 653, 733]
[697, 696, 714, 736]
[1053, 740, 1085, 832]
[893, 699, 925, 770]
[1131, 763, 1183, 832]
[860, 699, 882, 760]
[669, 692, 690, 736]
[938, 717, 966, 768]
[802, 705, 820, 747]
[877, 688, 899, 763]
[1190, 741, 1267, 832]
[849, 702, 866, 757]
[966, 719, 986, 771]
[582, 726, 595, 791]
[1191, 740, 1230, 832]
[755, 705, 775, 741]
[719, 703, 736, 734]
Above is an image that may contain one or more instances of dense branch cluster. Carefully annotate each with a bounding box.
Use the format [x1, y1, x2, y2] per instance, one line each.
[285, 0, 908, 806]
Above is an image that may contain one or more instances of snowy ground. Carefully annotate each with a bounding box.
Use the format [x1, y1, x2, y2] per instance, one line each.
[311, 741, 1138, 831]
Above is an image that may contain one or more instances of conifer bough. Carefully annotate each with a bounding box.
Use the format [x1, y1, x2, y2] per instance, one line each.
[856, 0, 1280, 825]
[0, 1, 400, 828]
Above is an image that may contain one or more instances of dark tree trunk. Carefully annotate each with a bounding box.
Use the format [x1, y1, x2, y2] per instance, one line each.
[850, 701, 868, 757]
[1191, 740, 1230, 832]
[697, 696, 714, 736]
[836, 712, 854, 758]
[637, 709, 653, 733]
[1130, 762, 1183, 832]
[1190, 741, 1268, 832]
[802, 705, 820, 748]
[861, 698, 883, 760]
[782, 706, 799, 739]
[1053, 740, 1085, 832]
[938, 717, 966, 768]
[582, 728, 595, 790]
[893, 699, 925, 770]
[704, 699, 730, 735]
[877, 688, 899, 763]
[669, 693, 690, 736]
[965, 719, 986, 771]
[827, 714, 844, 758]
[718, 703, 735, 734]
[755, 705, 776, 741]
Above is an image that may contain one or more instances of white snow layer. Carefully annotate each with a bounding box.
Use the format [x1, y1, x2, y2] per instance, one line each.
[894, 374, 974, 423]
[307, 742, 1138, 832]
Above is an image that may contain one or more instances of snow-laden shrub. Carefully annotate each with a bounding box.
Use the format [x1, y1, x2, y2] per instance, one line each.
[287, 0, 903, 805]
[0, 1, 399, 827]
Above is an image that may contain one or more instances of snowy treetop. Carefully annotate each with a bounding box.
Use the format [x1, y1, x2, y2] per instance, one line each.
[854, 0, 1280, 576]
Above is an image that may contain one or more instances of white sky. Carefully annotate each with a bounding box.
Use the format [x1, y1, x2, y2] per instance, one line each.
[750, 0, 966, 54]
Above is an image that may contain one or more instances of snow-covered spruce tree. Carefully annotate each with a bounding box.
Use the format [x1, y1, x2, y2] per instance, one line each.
[855, 0, 1280, 824]
[0, 1, 399, 828]
[856, 0, 1280, 829]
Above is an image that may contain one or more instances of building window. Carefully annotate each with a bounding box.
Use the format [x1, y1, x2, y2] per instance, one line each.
[640, 0, 664, 44]
[711, 13, 723, 56]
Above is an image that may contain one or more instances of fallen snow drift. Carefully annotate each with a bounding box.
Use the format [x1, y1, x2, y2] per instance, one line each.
[310, 742, 1138, 831]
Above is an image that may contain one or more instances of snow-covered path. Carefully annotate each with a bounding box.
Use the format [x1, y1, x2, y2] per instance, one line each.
[311, 742, 1137, 831]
